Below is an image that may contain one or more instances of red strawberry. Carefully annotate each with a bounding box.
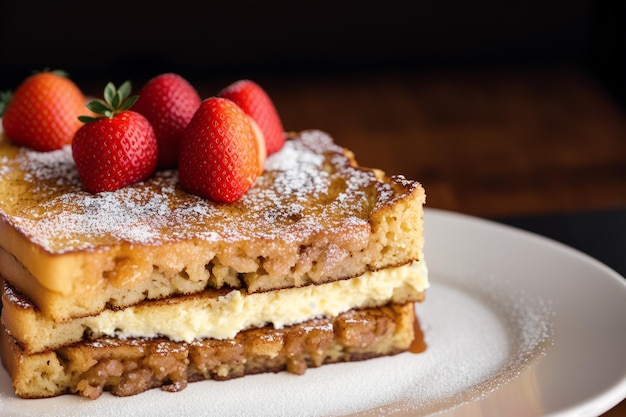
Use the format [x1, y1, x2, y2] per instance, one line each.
[247, 115, 267, 175]
[1, 70, 88, 151]
[218, 79, 285, 155]
[178, 97, 259, 203]
[133, 73, 202, 169]
[72, 81, 157, 193]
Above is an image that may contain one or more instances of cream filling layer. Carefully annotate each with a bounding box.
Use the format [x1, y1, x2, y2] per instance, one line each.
[84, 259, 429, 343]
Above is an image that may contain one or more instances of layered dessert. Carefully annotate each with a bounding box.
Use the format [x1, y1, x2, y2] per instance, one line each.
[0, 75, 427, 399]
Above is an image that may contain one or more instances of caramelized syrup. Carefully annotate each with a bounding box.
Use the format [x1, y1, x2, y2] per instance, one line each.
[409, 313, 427, 353]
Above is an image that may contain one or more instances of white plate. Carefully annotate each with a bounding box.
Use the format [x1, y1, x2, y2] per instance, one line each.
[1, 208, 625, 417]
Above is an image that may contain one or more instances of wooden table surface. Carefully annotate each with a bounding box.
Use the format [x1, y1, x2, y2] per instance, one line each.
[257, 66, 626, 219]
[196, 65, 626, 416]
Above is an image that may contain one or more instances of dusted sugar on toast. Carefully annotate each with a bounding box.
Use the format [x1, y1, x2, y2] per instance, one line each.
[0, 129, 425, 320]
[0, 74, 428, 400]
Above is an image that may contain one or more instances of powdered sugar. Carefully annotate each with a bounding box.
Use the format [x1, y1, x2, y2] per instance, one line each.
[0, 157, 10, 177]
[1, 130, 408, 253]
[264, 133, 328, 172]
[20, 145, 81, 187]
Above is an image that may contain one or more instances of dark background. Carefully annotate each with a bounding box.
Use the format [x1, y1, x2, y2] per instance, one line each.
[0, 0, 624, 106]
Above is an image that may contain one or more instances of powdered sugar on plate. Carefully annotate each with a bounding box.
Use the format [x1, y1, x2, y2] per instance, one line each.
[0, 271, 554, 417]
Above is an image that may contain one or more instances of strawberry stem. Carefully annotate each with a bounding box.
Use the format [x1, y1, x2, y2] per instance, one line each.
[79, 81, 138, 123]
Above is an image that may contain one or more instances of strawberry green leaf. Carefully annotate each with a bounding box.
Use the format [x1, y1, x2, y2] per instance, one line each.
[110, 93, 120, 109]
[79, 81, 138, 123]
[33, 68, 69, 78]
[0, 90, 12, 117]
[120, 95, 139, 111]
[118, 81, 132, 101]
[85, 100, 110, 115]
[104, 83, 116, 107]
[78, 115, 100, 123]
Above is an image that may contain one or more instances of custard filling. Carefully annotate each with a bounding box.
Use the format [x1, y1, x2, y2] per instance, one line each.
[84, 259, 428, 342]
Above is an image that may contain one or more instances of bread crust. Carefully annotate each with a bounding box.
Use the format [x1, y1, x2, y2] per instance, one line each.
[1, 303, 417, 399]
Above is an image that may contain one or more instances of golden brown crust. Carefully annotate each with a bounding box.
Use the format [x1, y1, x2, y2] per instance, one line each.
[1, 303, 416, 399]
[0, 130, 425, 321]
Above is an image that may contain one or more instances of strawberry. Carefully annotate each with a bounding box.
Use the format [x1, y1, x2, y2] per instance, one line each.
[132, 73, 202, 169]
[247, 115, 267, 175]
[72, 81, 157, 193]
[218, 79, 285, 155]
[178, 97, 259, 203]
[1, 70, 88, 151]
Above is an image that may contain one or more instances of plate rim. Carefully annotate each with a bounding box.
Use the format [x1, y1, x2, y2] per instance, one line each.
[424, 207, 626, 417]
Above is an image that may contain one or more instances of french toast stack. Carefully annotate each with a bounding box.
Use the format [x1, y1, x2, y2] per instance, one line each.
[0, 128, 428, 399]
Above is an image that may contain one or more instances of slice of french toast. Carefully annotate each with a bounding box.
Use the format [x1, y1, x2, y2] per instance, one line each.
[0, 129, 425, 321]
